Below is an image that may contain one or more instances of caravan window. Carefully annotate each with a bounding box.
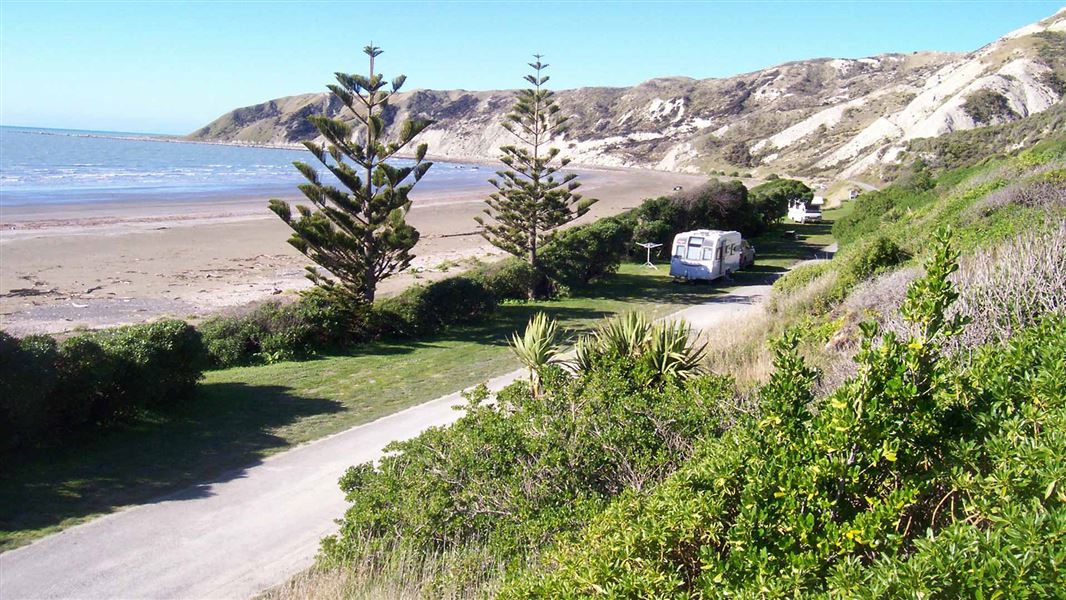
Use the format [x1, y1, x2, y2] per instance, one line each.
[702, 247, 715, 260]
[686, 237, 703, 260]
[673, 243, 684, 257]
[715, 247, 722, 260]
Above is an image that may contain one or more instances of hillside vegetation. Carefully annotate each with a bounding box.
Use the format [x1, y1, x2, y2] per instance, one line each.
[265, 137, 1065, 598]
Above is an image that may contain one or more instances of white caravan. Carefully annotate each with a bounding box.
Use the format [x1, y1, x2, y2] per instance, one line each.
[788, 199, 823, 223]
[669, 229, 743, 281]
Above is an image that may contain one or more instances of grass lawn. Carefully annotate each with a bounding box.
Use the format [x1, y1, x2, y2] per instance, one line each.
[0, 216, 841, 551]
[744, 202, 853, 270]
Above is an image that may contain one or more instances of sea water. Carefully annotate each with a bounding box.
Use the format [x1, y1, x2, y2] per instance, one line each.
[0, 126, 489, 206]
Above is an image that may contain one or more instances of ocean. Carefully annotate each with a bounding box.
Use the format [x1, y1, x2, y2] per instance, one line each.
[0, 126, 489, 206]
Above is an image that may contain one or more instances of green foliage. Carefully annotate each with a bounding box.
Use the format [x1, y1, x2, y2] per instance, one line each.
[199, 291, 371, 367]
[772, 261, 831, 295]
[629, 179, 764, 253]
[269, 45, 433, 303]
[750, 178, 813, 227]
[573, 312, 707, 386]
[722, 142, 753, 167]
[832, 184, 934, 247]
[509, 312, 564, 395]
[505, 230, 1066, 598]
[901, 104, 1066, 173]
[0, 320, 206, 454]
[539, 217, 633, 291]
[475, 56, 597, 298]
[94, 320, 207, 409]
[375, 276, 497, 338]
[473, 257, 539, 301]
[321, 347, 736, 582]
[962, 89, 1018, 125]
[835, 235, 910, 292]
[200, 275, 496, 367]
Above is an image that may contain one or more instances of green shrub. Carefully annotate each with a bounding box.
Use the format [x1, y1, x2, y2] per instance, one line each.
[54, 335, 115, 427]
[473, 258, 538, 301]
[0, 333, 59, 450]
[0, 320, 207, 454]
[198, 314, 263, 367]
[750, 178, 812, 228]
[376, 276, 496, 338]
[811, 236, 910, 303]
[840, 235, 909, 284]
[962, 88, 1018, 125]
[198, 290, 372, 367]
[832, 184, 936, 247]
[771, 261, 830, 296]
[322, 356, 735, 571]
[94, 320, 207, 411]
[540, 217, 633, 290]
[629, 179, 763, 254]
[505, 230, 1066, 598]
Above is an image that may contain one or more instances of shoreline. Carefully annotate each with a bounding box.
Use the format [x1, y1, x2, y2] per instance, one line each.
[0, 167, 704, 335]
[5, 126, 688, 173]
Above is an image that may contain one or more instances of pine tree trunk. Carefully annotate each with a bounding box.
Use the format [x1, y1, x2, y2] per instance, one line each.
[528, 234, 537, 300]
[364, 271, 377, 303]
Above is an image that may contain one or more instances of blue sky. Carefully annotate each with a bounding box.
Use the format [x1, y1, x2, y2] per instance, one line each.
[2, 1, 1063, 134]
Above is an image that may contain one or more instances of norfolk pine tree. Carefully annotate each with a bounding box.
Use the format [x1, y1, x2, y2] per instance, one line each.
[269, 45, 434, 304]
[475, 56, 596, 298]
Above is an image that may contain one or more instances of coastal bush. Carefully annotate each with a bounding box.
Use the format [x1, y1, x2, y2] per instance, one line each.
[198, 314, 264, 367]
[54, 335, 116, 426]
[832, 185, 934, 247]
[628, 179, 763, 253]
[91, 320, 207, 410]
[0, 333, 59, 450]
[771, 261, 830, 296]
[850, 222, 1066, 354]
[0, 320, 206, 454]
[319, 315, 734, 589]
[628, 195, 682, 253]
[835, 235, 909, 289]
[375, 276, 496, 337]
[473, 257, 538, 301]
[967, 177, 1066, 217]
[900, 107, 1066, 173]
[539, 217, 633, 290]
[749, 178, 811, 226]
[962, 88, 1018, 125]
[199, 289, 374, 367]
[504, 230, 1066, 598]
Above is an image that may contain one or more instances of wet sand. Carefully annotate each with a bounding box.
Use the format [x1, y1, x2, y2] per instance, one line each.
[0, 167, 703, 334]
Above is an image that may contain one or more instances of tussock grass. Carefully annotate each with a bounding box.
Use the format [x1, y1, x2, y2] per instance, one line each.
[259, 540, 508, 600]
[704, 263, 840, 388]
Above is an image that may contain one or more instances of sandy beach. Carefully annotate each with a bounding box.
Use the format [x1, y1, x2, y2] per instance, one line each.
[0, 167, 703, 335]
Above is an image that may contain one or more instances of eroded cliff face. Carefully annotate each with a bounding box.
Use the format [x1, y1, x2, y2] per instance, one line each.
[188, 9, 1066, 179]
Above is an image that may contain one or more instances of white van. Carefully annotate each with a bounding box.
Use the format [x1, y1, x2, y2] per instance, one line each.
[788, 199, 822, 223]
[669, 229, 743, 281]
